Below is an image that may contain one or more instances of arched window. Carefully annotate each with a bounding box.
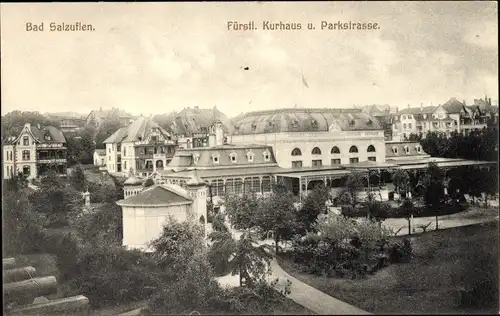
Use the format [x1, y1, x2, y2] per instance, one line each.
[156, 160, 164, 168]
[291, 148, 302, 156]
[331, 146, 340, 154]
[349, 146, 358, 153]
[312, 147, 322, 155]
[367, 145, 376, 153]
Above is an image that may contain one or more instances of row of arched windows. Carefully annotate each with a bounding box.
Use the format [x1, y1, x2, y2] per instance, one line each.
[291, 145, 376, 156]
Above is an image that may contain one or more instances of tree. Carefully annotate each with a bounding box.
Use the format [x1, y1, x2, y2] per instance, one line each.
[392, 169, 410, 200]
[297, 185, 330, 233]
[421, 162, 445, 229]
[255, 184, 298, 253]
[29, 172, 82, 226]
[95, 118, 122, 149]
[70, 164, 86, 191]
[223, 191, 260, 230]
[1, 111, 59, 140]
[368, 200, 391, 230]
[343, 172, 365, 207]
[400, 199, 415, 235]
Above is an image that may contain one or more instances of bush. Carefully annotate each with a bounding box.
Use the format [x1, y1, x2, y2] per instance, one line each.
[65, 246, 162, 308]
[387, 238, 413, 263]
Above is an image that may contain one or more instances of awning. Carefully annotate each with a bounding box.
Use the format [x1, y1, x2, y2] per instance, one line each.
[396, 159, 495, 170]
[275, 169, 351, 179]
[343, 161, 399, 169]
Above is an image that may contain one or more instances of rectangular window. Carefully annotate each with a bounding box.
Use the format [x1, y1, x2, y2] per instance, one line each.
[350, 157, 359, 164]
[291, 161, 302, 168]
[23, 136, 29, 146]
[408, 123, 412, 129]
[331, 159, 341, 165]
[368, 157, 376, 162]
[108, 155, 111, 161]
[312, 160, 322, 168]
[22, 150, 30, 161]
[108, 148, 111, 153]
[117, 144, 121, 152]
[124, 161, 127, 171]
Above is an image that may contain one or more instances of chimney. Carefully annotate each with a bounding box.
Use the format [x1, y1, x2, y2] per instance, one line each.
[463, 100, 466, 106]
[420, 103, 423, 111]
[488, 98, 492, 106]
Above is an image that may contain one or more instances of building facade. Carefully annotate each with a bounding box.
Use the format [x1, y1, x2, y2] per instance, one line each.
[86, 107, 136, 128]
[2, 123, 67, 180]
[93, 149, 106, 166]
[392, 97, 498, 140]
[103, 117, 178, 177]
[116, 172, 208, 251]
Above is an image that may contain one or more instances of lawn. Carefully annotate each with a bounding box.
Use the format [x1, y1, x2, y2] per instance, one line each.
[278, 221, 499, 314]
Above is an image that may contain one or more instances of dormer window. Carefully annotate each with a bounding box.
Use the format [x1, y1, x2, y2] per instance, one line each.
[349, 120, 356, 127]
[392, 146, 398, 154]
[415, 145, 422, 153]
[263, 149, 271, 162]
[229, 152, 237, 164]
[44, 134, 52, 141]
[251, 124, 257, 132]
[311, 119, 318, 129]
[404, 146, 410, 154]
[212, 153, 220, 164]
[246, 151, 255, 162]
[367, 119, 373, 126]
[291, 120, 299, 128]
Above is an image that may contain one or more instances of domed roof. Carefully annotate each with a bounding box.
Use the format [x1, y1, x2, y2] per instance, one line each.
[231, 108, 382, 135]
[169, 106, 235, 136]
[124, 176, 143, 186]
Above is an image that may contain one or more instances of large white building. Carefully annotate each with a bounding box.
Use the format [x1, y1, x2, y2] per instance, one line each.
[116, 171, 208, 251]
[2, 123, 67, 180]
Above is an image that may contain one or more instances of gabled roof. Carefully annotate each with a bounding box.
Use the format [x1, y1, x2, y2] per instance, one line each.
[170, 106, 234, 136]
[361, 104, 398, 116]
[116, 185, 192, 207]
[94, 149, 106, 156]
[397, 106, 437, 115]
[11, 124, 66, 145]
[103, 117, 172, 144]
[442, 97, 465, 114]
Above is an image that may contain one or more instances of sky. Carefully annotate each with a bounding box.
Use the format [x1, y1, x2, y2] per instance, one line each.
[1, 2, 498, 118]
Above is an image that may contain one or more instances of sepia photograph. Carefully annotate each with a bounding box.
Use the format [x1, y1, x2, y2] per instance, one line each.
[1, 1, 498, 315]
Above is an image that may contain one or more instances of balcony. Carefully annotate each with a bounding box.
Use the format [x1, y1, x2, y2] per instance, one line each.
[37, 158, 67, 164]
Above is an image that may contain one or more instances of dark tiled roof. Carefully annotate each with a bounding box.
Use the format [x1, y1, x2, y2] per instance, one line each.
[170, 107, 234, 136]
[442, 97, 465, 113]
[385, 141, 430, 158]
[166, 144, 277, 169]
[397, 106, 437, 115]
[103, 117, 172, 144]
[30, 126, 66, 144]
[232, 108, 381, 134]
[116, 185, 192, 206]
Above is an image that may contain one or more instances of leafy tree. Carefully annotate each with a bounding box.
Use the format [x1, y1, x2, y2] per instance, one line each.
[400, 199, 415, 235]
[29, 172, 82, 226]
[392, 169, 410, 199]
[297, 185, 330, 233]
[343, 172, 366, 207]
[223, 191, 260, 230]
[421, 162, 445, 229]
[212, 212, 229, 233]
[1, 111, 59, 140]
[368, 200, 391, 229]
[95, 118, 123, 149]
[255, 184, 298, 253]
[70, 164, 86, 191]
[65, 125, 96, 166]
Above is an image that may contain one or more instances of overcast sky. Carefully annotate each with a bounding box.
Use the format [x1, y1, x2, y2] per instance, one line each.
[1, 2, 498, 117]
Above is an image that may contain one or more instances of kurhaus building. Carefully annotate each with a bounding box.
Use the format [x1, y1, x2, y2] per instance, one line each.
[142, 108, 494, 202]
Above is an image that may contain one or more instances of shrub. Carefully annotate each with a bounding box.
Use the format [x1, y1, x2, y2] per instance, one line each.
[387, 238, 413, 263]
[66, 246, 161, 308]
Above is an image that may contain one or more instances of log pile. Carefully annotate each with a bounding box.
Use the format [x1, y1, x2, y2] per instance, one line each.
[3, 257, 90, 316]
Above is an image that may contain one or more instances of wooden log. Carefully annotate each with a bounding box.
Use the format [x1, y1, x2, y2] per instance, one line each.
[3, 266, 36, 283]
[7, 295, 90, 316]
[3, 258, 17, 269]
[3, 276, 58, 304]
